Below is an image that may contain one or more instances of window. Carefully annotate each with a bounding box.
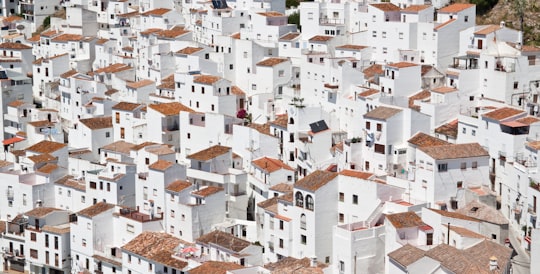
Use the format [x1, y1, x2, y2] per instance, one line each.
[399, 32, 403, 39]
[306, 195, 314, 210]
[90, 182, 97, 189]
[279, 220, 284, 230]
[461, 162, 466, 170]
[353, 195, 358, 205]
[300, 214, 306, 230]
[126, 224, 134, 233]
[438, 163, 448, 172]
[514, 81, 519, 89]
[279, 238, 284, 248]
[82, 239, 87, 247]
[31, 232, 36, 241]
[472, 161, 478, 169]
[339, 213, 344, 222]
[339, 261, 345, 273]
[54, 236, 58, 250]
[171, 210, 175, 218]
[115, 112, 120, 123]
[472, 130, 476, 136]
[372, 31, 377, 38]
[366, 121, 370, 130]
[45, 235, 49, 247]
[462, 127, 466, 134]
[382, 31, 386, 38]
[376, 123, 382, 131]
[252, 84, 256, 90]
[30, 249, 38, 259]
[301, 235, 307, 244]
[374, 144, 385, 154]
[457, 181, 463, 188]
[339, 192, 344, 202]
[295, 192, 304, 207]
[464, 15, 469, 22]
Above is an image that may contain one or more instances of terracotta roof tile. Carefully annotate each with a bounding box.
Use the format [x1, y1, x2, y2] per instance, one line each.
[122, 231, 189, 269]
[192, 186, 223, 197]
[364, 106, 402, 120]
[25, 207, 62, 218]
[4, 15, 23, 23]
[60, 69, 77, 78]
[37, 163, 58, 174]
[429, 208, 480, 222]
[419, 143, 488, 160]
[248, 122, 271, 136]
[42, 224, 70, 234]
[408, 132, 449, 147]
[386, 212, 425, 228]
[79, 116, 113, 130]
[78, 202, 115, 218]
[438, 3, 475, 13]
[196, 230, 250, 252]
[435, 119, 458, 138]
[112, 101, 142, 111]
[252, 157, 294, 173]
[55, 175, 86, 191]
[28, 153, 56, 163]
[434, 18, 456, 30]
[140, 28, 162, 36]
[26, 140, 66, 154]
[482, 107, 524, 121]
[265, 257, 326, 273]
[443, 224, 485, 238]
[387, 62, 418, 69]
[0, 42, 32, 49]
[230, 32, 240, 39]
[141, 8, 171, 16]
[270, 114, 288, 129]
[308, 35, 333, 42]
[455, 201, 508, 225]
[27, 35, 41, 42]
[295, 170, 338, 192]
[269, 183, 293, 193]
[41, 29, 61, 37]
[176, 46, 203, 55]
[388, 244, 425, 267]
[149, 159, 174, 171]
[166, 180, 192, 192]
[515, 116, 540, 125]
[279, 32, 300, 41]
[408, 89, 431, 110]
[156, 26, 190, 39]
[189, 261, 243, 274]
[339, 169, 374, 179]
[358, 88, 379, 98]
[370, 3, 401, 11]
[8, 100, 27, 107]
[401, 4, 431, 12]
[231, 86, 245, 95]
[94, 63, 132, 74]
[131, 142, 158, 151]
[474, 25, 501, 35]
[126, 79, 154, 89]
[363, 64, 383, 78]
[51, 33, 84, 42]
[193, 75, 221, 85]
[256, 57, 288, 67]
[336, 44, 367, 50]
[101, 140, 135, 154]
[96, 38, 109, 45]
[149, 102, 193, 116]
[187, 145, 230, 161]
[257, 11, 285, 17]
[431, 86, 457, 93]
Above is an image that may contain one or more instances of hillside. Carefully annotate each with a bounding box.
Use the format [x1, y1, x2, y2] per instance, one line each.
[472, 0, 540, 45]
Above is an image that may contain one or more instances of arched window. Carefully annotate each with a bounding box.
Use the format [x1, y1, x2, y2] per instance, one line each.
[295, 191, 304, 207]
[306, 195, 314, 211]
[300, 214, 306, 230]
[289, 117, 295, 124]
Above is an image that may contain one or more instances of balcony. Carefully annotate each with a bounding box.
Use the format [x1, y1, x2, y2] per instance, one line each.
[7, 189, 14, 200]
[319, 18, 344, 25]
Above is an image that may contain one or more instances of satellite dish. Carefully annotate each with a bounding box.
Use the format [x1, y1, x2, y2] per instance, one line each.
[16, 25, 24, 30]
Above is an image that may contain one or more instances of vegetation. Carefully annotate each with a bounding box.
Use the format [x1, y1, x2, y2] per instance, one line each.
[286, 0, 299, 8]
[43, 16, 51, 29]
[288, 12, 300, 31]
[469, 0, 498, 14]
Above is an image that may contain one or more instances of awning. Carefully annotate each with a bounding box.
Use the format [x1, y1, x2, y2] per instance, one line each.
[3, 136, 24, 145]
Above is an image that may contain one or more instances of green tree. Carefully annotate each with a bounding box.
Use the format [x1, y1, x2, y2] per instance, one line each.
[288, 12, 300, 31]
[286, 0, 299, 8]
[43, 16, 51, 29]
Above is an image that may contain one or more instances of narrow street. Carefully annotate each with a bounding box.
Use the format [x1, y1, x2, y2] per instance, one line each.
[509, 227, 531, 274]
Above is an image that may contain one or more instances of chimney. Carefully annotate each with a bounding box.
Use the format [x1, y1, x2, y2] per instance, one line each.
[310, 257, 317, 267]
[489, 256, 498, 271]
[500, 21, 505, 28]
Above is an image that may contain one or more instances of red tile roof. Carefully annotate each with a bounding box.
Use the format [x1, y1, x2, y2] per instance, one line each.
[339, 169, 374, 179]
[192, 186, 223, 197]
[408, 132, 449, 147]
[26, 140, 66, 154]
[148, 102, 193, 116]
[294, 170, 338, 192]
[439, 3, 475, 13]
[370, 3, 401, 12]
[482, 107, 524, 121]
[252, 157, 294, 173]
[188, 145, 231, 161]
[141, 8, 171, 16]
[386, 212, 425, 228]
[77, 202, 115, 218]
[419, 143, 488, 160]
[122, 231, 188, 270]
